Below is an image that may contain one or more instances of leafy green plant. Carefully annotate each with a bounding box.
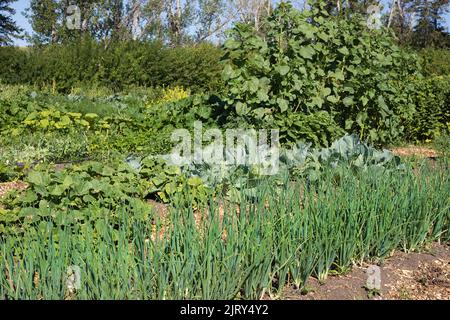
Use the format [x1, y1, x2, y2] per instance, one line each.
[187, 134, 405, 199]
[0, 161, 152, 235]
[281, 134, 404, 181]
[419, 48, 450, 77]
[22, 109, 100, 132]
[0, 153, 214, 235]
[220, 2, 419, 145]
[0, 161, 448, 299]
[138, 156, 211, 205]
[404, 75, 450, 141]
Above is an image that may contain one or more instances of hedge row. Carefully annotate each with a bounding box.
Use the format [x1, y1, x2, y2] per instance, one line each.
[404, 75, 450, 140]
[0, 40, 223, 93]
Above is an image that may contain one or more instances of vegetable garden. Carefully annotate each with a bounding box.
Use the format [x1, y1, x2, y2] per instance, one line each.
[0, 2, 449, 300]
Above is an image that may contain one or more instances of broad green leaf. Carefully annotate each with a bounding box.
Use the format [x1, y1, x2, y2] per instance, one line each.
[18, 207, 36, 218]
[39, 119, 49, 128]
[338, 47, 349, 55]
[277, 98, 289, 112]
[296, 24, 315, 39]
[256, 89, 269, 102]
[84, 113, 99, 120]
[311, 96, 324, 108]
[330, 70, 345, 81]
[377, 96, 390, 115]
[276, 65, 290, 76]
[343, 97, 354, 106]
[83, 194, 96, 203]
[317, 32, 329, 41]
[299, 46, 315, 59]
[60, 115, 71, 125]
[164, 166, 181, 176]
[62, 175, 74, 188]
[248, 77, 260, 93]
[222, 64, 235, 80]
[22, 190, 38, 204]
[321, 87, 331, 97]
[236, 101, 249, 115]
[27, 171, 45, 186]
[356, 112, 368, 127]
[68, 112, 82, 118]
[79, 119, 90, 127]
[50, 185, 66, 196]
[345, 119, 354, 130]
[253, 108, 271, 119]
[164, 182, 177, 195]
[224, 38, 240, 49]
[327, 95, 339, 103]
[361, 96, 369, 106]
[188, 176, 203, 187]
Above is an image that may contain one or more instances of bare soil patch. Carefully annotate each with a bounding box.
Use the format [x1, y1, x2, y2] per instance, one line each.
[280, 243, 450, 300]
[390, 146, 440, 158]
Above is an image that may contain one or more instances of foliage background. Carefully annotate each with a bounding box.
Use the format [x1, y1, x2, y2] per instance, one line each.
[0, 40, 223, 92]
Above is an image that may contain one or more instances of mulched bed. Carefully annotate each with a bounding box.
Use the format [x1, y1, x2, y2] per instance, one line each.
[390, 146, 440, 158]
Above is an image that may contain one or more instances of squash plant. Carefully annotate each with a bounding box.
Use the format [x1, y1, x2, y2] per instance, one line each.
[0, 161, 152, 234]
[22, 109, 103, 131]
[0, 156, 212, 235]
[138, 156, 211, 205]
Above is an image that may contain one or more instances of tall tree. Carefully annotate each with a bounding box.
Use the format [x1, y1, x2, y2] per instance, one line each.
[387, 0, 414, 44]
[412, 0, 449, 47]
[386, 0, 449, 47]
[229, 0, 273, 31]
[26, 0, 60, 44]
[126, 0, 143, 40]
[0, 0, 22, 45]
[142, 0, 165, 41]
[310, 0, 379, 16]
[196, 0, 227, 41]
[141, 0, 195, 45]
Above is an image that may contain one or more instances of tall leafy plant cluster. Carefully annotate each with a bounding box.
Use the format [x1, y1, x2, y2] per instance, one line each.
[220, 2, 420, 145]
[404, 75, 450, 140]
[419, 48, 450, 76]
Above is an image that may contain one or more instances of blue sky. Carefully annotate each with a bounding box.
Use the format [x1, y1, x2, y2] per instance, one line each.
[11, 0, 29, 46]
[10, 0, 450, 46]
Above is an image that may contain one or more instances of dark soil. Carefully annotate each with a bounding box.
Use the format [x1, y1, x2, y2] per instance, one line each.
[278, 243, 450, 300]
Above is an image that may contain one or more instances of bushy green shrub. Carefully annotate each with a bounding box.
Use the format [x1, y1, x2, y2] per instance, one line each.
[0, 47, 31, 84]
[419, 47, 450, 76]
[220, 2, 419, 145]
[0, 40, 223, 93]
[404, 75, 450, 140]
